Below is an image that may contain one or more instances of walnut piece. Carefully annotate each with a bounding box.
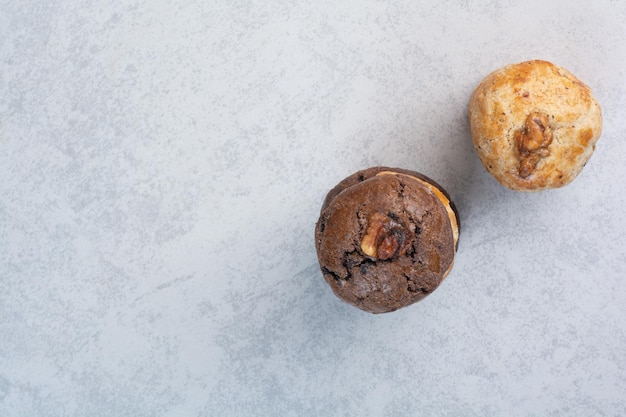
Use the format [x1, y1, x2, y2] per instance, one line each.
[515, 112, 553, 178]
[360, 212, 411, 260]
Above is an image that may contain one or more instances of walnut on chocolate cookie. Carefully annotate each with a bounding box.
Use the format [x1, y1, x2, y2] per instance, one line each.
[469, 60, 602, 191]
[314, 167, 459, 314]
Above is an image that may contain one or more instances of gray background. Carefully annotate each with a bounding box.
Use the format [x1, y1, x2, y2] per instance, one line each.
[1, 1, 625, 416]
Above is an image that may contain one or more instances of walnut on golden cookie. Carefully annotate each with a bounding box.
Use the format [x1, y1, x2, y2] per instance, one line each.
[468, 60, 602, 191]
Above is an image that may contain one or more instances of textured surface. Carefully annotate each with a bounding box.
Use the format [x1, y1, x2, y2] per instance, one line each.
[315, 168, 458, 314]
[469, 60, 603, 191]
[1, 1, 625, 416]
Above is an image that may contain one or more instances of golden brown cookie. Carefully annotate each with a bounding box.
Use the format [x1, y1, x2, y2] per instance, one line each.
[469, 60, 602, 191]
[315, 167, 459, 314]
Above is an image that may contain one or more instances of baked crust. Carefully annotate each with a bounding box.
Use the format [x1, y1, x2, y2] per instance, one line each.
[315, 167, 459, 314]
[469, 60, 602, 191]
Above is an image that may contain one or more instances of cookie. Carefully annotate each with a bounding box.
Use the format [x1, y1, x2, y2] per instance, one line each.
[315, 167, 459, 314]
[469, 60, 602, 191]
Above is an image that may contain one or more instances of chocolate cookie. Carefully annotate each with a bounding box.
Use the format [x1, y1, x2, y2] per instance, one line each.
[315, 167, 459, 314]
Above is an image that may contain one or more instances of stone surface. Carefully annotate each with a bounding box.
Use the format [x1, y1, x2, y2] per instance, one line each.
[1, 1, 625, 416]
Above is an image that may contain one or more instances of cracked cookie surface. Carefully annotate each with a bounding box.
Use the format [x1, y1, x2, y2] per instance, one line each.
[469, 60, 602, 191]
[315, 167, 459, 314]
